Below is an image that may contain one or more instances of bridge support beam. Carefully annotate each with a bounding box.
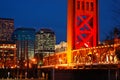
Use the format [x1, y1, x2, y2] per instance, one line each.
[67, 0, 75, 64]
[67, 0, 98, 64]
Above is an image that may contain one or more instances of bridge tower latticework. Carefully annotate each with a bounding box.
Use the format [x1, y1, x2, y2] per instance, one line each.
[67, 0, 98, 64]
[74, 0, 98, 49]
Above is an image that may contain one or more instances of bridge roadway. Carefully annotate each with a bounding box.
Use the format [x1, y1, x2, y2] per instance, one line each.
[41, 63, 119, 69]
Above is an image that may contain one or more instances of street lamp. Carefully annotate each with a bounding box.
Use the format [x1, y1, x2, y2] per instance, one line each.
[31, 58, 36, 62]
[31, 58, 37, 78]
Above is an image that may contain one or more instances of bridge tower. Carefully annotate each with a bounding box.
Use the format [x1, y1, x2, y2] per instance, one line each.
[67, 0, 98, 64]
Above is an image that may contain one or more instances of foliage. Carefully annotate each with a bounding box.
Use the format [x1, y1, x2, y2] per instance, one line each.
[105, 27, 120, 40]
[115, 47, 120, 60]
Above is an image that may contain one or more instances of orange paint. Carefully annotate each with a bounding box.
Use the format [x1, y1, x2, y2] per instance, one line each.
[67, 0, 98, 64]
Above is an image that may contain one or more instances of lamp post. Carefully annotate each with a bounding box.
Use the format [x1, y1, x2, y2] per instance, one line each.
[31, 58, 37, 78]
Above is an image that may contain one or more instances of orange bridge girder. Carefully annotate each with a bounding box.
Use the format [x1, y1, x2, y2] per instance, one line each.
[43, 44, 119, 66]
[67, 0, 98, 64]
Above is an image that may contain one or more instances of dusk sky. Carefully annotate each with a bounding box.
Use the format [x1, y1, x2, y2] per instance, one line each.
[0, 0, 119, 44]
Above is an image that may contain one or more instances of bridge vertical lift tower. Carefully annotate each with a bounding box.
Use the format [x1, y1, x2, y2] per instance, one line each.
[67, 0, 98, 64]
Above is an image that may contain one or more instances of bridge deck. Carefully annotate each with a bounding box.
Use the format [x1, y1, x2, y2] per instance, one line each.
[41, 63, 119, 70]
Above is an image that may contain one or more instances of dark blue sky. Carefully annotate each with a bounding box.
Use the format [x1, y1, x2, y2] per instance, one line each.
[0, 0, 119, 43]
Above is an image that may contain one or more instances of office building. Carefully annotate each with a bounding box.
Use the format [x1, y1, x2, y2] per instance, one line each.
[0, 18, 14, 43]
[12, 28, 35, 62]
[0, 43, 16, 68]
[55, 41, 67, 53]
[0, 18, 16, 68]
[35, 28, 56, 58]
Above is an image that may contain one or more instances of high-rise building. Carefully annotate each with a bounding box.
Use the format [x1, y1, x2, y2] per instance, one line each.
[0, 18, 14, 43]
[35, 28, 56, 59]
[0, 18, 16, 68]
[12, 28, 35, 62]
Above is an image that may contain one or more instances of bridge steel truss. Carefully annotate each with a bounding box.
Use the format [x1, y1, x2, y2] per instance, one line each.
[42, 0, 119, 69]
[43, 44, 119, 69]
[67, 0, 98, 64]
[67, 0, 98, 49]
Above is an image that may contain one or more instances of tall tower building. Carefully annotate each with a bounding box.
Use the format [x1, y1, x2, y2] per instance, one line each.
[0, 18, 14, 43]
[12, 28, 35, 62]
[0, 18, 16, 68]
[35, 28, 56, 58]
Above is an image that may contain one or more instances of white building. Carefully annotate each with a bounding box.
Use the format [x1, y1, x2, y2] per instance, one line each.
[55, 41, 67, 53]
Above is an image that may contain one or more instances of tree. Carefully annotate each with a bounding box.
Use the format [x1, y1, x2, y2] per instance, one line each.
[113, 26, 120, 38]
[104, 26, 120, 45]
[115, 46, 120, 60]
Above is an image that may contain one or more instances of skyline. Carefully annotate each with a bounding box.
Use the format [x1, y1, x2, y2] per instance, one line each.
[0, 0, 119, 43]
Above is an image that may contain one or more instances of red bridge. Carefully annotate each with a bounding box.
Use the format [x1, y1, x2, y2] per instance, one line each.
[42, 0, 120, 69]
[43, 44, 119, 69]
[40, 0, 120, 80]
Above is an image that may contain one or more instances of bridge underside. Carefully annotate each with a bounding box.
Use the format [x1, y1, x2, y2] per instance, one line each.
[41, 67, 120, 80]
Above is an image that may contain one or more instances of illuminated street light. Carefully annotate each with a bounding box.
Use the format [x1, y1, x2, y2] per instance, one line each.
[31, 58, 37, 64]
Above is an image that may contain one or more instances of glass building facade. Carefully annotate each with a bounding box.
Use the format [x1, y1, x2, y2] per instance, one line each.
[13, 28, 35, 61]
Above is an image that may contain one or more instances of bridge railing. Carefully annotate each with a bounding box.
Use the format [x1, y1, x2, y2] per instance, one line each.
[43, 52, 67, 66]
[72, 45, 118, 65]
[43, 44, 120, 66]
